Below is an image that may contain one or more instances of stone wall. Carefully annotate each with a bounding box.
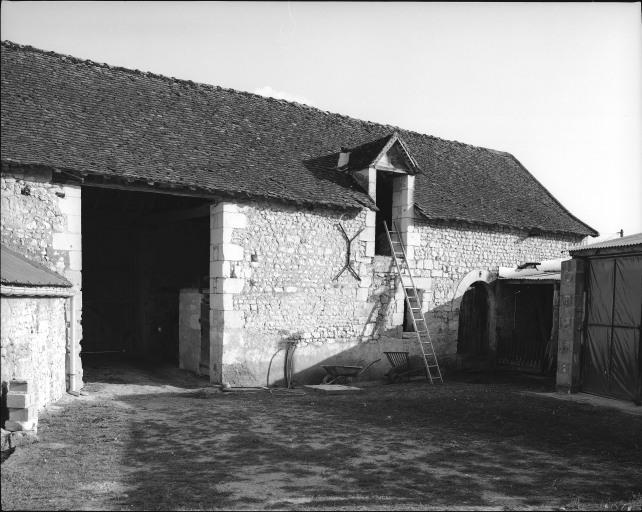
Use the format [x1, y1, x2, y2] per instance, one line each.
[1, 297, 68, 410]
[1, 167, 82, 390]
[412, 219, 582, 358]
[208, 198, 583, 386]
[210, 200, 405, 386]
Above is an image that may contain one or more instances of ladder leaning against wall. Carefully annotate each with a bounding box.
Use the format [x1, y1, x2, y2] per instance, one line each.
[384, 221, 443, 384]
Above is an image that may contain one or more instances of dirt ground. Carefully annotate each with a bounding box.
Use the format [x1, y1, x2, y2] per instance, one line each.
[2, 360, 641, 511]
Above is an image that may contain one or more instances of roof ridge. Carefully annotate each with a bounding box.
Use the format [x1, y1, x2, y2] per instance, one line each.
[0, 39, 513, 157]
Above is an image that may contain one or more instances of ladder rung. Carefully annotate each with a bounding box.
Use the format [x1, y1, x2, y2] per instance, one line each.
[387, 228, 442, 386]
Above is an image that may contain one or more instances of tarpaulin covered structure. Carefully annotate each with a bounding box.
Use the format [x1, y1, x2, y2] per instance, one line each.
[560, 234, 642, 403]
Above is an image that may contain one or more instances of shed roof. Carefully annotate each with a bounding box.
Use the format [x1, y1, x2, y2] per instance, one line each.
[0, 41, 597, 237]
[569, 233, 642, 255]
[498, 258, 565, 282]
[1, 245, 72, 288]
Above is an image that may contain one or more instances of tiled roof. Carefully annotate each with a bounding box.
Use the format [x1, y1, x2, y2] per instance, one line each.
[1, 245, 72, 288]
[0, 41, 597, 236]
[569, 232, 642, 254]
[344, 132, 421, 175]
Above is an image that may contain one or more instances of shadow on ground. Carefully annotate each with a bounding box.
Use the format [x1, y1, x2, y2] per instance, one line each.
[2, 362, 641, 510]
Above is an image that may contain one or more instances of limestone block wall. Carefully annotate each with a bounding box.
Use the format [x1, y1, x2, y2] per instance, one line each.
[412, 219, 582, 358]
[1, 167, 83, 389]
[211, 200, 404, 386]
[1, 297, 67, 410]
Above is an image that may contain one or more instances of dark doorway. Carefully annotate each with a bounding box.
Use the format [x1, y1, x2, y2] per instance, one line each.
[403, 289, 424, 332]
[457, 283, 490, 356]
[496, 283, 554, 371]
[375, 172, 394, 256]
[81, 187, 210, 367]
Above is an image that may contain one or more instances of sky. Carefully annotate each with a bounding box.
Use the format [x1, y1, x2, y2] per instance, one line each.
[2, 1, 640, 240]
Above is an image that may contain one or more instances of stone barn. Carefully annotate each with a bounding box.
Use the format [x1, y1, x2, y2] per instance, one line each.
[1, 41, 597, 390]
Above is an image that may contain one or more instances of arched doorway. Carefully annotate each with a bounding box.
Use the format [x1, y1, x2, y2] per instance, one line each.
[457, 282, 490, 357]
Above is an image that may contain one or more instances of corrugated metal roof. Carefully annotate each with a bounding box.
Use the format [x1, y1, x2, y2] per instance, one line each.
[570, 233, 642, 254]
[498, 258, 565, 281]
[1, 245, 72, 288]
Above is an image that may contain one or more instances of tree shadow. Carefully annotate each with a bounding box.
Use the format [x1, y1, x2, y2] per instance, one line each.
[109, 382, 642, 510]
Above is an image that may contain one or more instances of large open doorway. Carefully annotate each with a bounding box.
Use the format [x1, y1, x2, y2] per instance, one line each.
[81, 187, 210, 372]
[375, 172, 394, 255]
[457, 282, 490, 357]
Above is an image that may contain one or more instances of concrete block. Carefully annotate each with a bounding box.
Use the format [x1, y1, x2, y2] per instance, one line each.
[365, 210, 376, 228]
[4, 419, 37, 432]
[58, 196, 81, 215]
[413, 277, 432, 290]
[211, 202, 239, 215]
[210, 211, 247, 229]
[210, 260, 232, 278]
[216, 278, 245, 294]
[68, 250, 82, 271]
[226, 212, 247, 229]
[9, 406, 37, 422]
[210, 227, 235, 244]
[52, 232, 81, 251]
[406, 231, 420, 246]
[359, 227, 375, 243]
[66, 214, 82, 234]
[365, 241, 375, 258]
[210, 293, 234, 311]
[224, 311, 245, 329]
[213, 243, 244, 262]
[61, 185, 82, 198]
[64, 270, 82, 288]
[8, 380, 29, 392]
[6, 392, 33, 409]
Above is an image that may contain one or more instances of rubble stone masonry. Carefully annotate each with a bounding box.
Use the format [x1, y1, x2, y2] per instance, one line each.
[1, 167, 82, 392]
[216, 202, 581, 385]
[213, 200, 405, 386]
[1, 297, 67, 409]
[412, 219, 581, 356]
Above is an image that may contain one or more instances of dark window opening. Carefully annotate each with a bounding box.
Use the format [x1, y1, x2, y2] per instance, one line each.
[375, 172, 394, 256]
[457, 282, 490, 356]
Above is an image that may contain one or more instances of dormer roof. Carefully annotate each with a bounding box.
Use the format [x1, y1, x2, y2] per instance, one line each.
[342, 132, 422, 174]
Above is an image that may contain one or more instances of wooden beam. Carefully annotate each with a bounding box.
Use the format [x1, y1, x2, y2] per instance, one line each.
[80, 180, 221, 200]
[139, 204, 213, 225]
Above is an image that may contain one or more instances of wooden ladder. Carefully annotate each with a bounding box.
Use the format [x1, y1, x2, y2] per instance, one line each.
[384, 221, 443, 384]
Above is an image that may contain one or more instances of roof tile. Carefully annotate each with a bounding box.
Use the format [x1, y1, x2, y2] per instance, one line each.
[1, 41, 597, 236]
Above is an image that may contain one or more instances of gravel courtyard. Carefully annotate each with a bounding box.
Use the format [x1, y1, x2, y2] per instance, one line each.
[2, 361, 641, 511]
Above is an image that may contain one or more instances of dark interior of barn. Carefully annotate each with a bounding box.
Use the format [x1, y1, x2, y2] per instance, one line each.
[81, 187, 210, 366]
[495, 282, 555, 372]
